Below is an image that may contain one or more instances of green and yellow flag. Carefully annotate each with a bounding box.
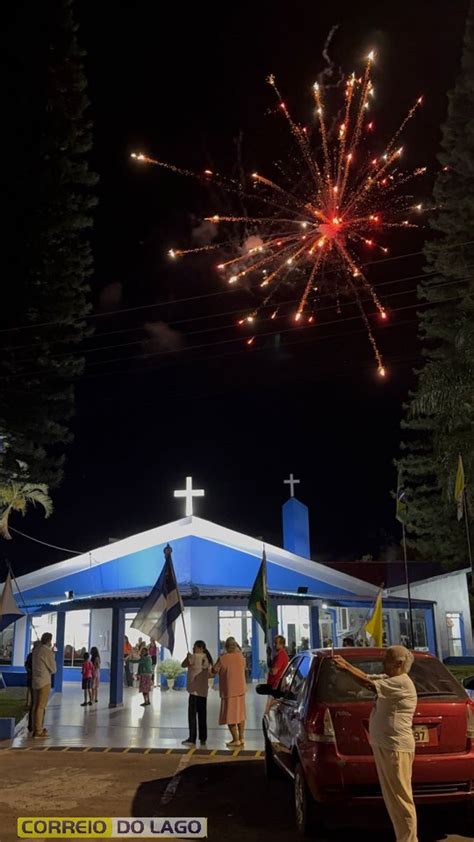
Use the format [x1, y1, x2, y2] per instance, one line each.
[454, 454, 465, 522]
[248, 549, 278, 643]
[364, 590, 383, 647]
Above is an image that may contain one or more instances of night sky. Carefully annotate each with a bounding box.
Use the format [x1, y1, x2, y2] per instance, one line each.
[3, 1, 470, 576]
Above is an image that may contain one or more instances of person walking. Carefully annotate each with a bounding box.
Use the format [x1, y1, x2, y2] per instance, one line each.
[31, 632, 56, 738]
[81, 652, 94, 706]
[334, 645, 418, 842]
[181, 640, 213, 747]
[137, 646, 153, 706]
[265, 635, 289, 714]
[90, 646, 101, 703]
[213, 637, 246, 748]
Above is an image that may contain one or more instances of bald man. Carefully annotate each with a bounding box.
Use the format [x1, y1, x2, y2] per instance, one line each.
[334, 645, 418, 842]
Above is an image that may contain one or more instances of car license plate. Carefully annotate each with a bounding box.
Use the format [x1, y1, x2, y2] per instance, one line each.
[413, 725, 429, 744]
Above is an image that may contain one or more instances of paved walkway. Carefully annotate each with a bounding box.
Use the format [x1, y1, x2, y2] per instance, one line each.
[10, 681, 266, 750]
[0, 750, 470, 842]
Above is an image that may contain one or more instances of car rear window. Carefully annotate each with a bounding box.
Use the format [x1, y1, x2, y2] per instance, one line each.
[315, 656, 466, 702]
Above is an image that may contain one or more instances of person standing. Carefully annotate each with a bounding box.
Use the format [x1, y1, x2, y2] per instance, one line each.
[265, 635, 289, 714]
[334, 645, 418, 842]
[137, 646, 153, 706]
[81, 652, 94, 706]
[31, 632, 56, 738]
[268, 635, 289, 686]
[148, 638, 158, 687]
[181, 640, 213, 747]
[124, 636, 133, 687]
[25, 640, 40, 733]
[213, 637, 246, 747]
[90, 646, 101, 703]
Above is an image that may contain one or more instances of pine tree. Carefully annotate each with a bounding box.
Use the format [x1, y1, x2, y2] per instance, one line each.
[0, 0, 97, 489]
[398, 0, 474, 566]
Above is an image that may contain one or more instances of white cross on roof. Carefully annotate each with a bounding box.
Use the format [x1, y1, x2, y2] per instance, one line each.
[284, 473, 300, 498]
[174, 476, 205, 516]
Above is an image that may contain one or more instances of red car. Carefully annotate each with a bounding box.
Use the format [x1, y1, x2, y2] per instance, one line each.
[260, 648, 474, 835]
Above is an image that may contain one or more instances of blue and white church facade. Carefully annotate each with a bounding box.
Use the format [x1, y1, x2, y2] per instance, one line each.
[0, 478, 471, 706]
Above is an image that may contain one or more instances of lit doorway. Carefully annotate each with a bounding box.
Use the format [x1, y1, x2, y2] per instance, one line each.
[218, 609, 253, 681]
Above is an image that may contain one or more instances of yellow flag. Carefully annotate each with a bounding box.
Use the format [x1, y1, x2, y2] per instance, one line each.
[365, 591, 383, 647]
[454, 454, 465, 522]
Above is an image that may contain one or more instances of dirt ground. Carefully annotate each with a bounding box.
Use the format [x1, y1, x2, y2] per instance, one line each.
[0, 749, 471, 842]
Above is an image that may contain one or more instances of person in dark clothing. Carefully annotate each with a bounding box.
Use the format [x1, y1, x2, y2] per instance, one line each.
[25, 641, 40, 733]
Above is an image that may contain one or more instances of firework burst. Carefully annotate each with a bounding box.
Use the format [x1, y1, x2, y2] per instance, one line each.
[132, 50, 426, 375]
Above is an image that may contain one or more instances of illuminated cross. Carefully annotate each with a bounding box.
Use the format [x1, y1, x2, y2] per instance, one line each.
[284, 473, 300, 498]
[174, 476, 205, 516]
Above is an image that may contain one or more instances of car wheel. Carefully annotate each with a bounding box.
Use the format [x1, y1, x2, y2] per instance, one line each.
[264, 734, 279, 779]
[294, 762, 323, 837]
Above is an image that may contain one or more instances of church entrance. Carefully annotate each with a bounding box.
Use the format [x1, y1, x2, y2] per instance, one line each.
[218, 609, 254, 682]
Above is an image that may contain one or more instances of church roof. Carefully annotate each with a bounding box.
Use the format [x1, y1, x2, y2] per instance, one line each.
[11, 515, 380, 605]
[326, 559, 470, 589]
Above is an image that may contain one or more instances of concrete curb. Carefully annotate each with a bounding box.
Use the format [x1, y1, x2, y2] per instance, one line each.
[0, 717, 15, 740]
[0, 744, 264, 757]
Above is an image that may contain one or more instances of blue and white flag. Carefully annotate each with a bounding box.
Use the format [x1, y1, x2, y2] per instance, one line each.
[132, 549, 183, 654]
[0, 572, 24, 632]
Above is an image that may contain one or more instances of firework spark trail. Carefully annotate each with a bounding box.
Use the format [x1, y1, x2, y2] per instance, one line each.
[132, 50, 426, 376]
[268, 75, 324, 191]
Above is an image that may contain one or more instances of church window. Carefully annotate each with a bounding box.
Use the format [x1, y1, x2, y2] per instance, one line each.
[0, 625, 14, 664]
[64, 610, 91, 666]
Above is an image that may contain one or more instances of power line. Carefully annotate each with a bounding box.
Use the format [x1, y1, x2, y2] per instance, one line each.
[0, 238, 473, 336]
[82, 296, 462, 369]
[1, 272, 470, 371]
[8, 526, 85, 556]
[1, 265, 461, 355]
[1, 295, 460, 383]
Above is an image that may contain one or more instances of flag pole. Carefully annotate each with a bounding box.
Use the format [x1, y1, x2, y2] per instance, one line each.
[180, 611, 190, 654]
[401, 523, 415, 649]
[263, 542, 269, 646]
[463, 490, 473, 574]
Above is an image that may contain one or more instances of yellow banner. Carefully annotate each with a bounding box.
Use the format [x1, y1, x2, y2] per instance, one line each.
[17, 817, 208, 838]
[18, 818, 113, 838]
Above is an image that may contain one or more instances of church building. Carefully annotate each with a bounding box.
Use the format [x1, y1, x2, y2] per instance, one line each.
[0, 476, 472, 707]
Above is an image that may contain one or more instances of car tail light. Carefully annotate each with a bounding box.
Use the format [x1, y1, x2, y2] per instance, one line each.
[467, 704, 474, 740]
[308, 707, 337, 744]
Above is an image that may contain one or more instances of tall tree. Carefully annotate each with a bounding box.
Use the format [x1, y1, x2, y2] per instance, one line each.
[0, 0, 97, 490]
[398, 0, 474, 565]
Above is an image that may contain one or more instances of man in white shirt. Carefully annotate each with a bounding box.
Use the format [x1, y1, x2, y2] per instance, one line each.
[334, 645, 418, 842]
[31, 632, 57, 738]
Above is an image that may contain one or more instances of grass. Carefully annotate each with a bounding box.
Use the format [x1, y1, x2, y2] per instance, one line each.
[0, 687, 28, 723]
[446, 665, 474, 685]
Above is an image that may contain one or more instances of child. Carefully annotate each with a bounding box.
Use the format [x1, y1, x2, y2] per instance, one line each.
[90, 646, 101, 703]
[137, 646, 153, 706]
[81, 652, 94, 706]
[181, 640, 213, 747]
